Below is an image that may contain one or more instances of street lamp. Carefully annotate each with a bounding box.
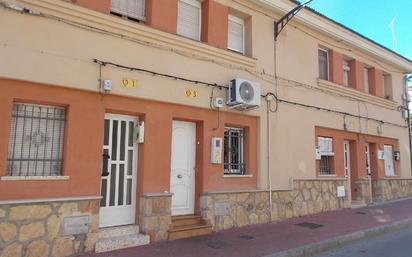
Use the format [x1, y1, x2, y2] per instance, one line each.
[274, 0, 314, 40]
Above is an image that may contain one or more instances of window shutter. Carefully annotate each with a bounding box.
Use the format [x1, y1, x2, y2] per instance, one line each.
[384, 145, 394, 176]
[364, 68, 369, 93]
[111, 0, 145, 20]
[228, 16, 244, 53]
[177, 0, 201, 40]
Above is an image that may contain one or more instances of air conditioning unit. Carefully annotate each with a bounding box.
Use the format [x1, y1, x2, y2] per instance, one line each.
[227, 78, 261, 110]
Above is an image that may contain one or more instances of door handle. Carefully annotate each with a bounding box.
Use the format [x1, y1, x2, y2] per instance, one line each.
[177, 174, 183, 179]
[102, 153, 110, 177]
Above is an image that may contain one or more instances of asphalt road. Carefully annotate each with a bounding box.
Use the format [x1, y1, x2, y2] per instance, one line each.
[314, 228, 412, 257]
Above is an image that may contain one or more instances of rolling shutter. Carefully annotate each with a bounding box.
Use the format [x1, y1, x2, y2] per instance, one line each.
[177, 0, 201, 40]
[228, 15, 244, 53]
[111, 0, 145, 21]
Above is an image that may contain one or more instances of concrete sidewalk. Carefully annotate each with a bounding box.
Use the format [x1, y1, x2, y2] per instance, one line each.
[81, 198, 412, 257]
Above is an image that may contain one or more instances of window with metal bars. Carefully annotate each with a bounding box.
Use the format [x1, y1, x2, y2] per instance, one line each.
[319, 156, 333, 175]
[7, 103, 65, 176]
[224, 127, 245, 175]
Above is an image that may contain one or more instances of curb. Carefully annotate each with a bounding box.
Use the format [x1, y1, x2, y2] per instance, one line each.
[264, 218, 412, 257]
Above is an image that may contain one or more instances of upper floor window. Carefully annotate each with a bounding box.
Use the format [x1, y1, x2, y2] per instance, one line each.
[111, 0, 145, 21]
[318, 49, 329, 80]
[177, 0, 201, 41]
[343, 61, 350, 87]
[7, 103, 66, 176]
[228, 15, 245, 54]
[363, 67, 370, 93]
[383, 73, 393, 100]
[224, 127, 245, 175]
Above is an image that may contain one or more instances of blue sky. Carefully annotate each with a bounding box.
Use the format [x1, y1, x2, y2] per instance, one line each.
[300, 0, 412, 62]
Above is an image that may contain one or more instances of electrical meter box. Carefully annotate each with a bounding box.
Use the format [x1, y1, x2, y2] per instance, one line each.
[210, 137, 223, 164]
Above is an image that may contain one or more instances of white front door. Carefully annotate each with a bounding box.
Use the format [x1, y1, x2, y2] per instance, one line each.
[99, 114, 138, 228]
[170, 121, 196, 216]
[384, 145, 395, 176]
[365, 143, 371, 175]
[343, 140, 352, 202]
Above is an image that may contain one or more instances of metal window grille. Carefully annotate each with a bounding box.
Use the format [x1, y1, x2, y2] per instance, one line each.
[7, 103, 65, 176]
[319, 156, 332, 175]
[224, 127, 246, 175]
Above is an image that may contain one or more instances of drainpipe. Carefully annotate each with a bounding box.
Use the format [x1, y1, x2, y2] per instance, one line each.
[406, 75, 412, 165]
[266, 94, 275, 221]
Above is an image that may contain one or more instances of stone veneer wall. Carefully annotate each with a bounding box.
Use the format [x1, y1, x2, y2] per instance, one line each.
[139, 194, 172, 242]
[374, 179, 412, 202]
[354, 178, 372, 204]
[200, 179, 349, 231]
[0, 198, 99, 257]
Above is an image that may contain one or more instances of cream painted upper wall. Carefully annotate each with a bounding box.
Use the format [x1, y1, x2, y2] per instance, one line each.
[0, 0, 411, 190]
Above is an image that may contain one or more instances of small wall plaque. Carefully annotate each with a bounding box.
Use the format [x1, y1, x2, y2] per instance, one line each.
[337, 186, 346, 198]
[214, 201, 230, 216]
[62, 215, 89, 236]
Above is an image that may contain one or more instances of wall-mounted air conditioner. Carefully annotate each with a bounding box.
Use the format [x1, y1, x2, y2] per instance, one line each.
[227, 78, 261, 110]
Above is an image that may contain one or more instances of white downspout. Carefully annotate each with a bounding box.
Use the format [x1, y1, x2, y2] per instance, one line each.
[266, 94, 275, 221]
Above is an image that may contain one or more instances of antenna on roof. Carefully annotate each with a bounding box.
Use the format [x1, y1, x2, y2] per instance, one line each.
[388, 14, 398, 51]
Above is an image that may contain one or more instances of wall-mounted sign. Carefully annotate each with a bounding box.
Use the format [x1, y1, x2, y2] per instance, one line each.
[122, 78, 138, 88]
[337, 186, 346, 198]
[186, 89, 199, 98]
[377, 150, 385, 160]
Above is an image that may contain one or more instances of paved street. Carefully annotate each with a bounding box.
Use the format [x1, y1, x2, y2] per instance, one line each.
[81, 198, 412, 257]
[314, 227, 412, 257]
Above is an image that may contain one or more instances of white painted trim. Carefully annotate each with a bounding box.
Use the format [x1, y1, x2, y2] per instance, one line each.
[1, 176, 70, 181]
[318, 48, 329, 81]
[0, 195, 101, 205]
[10, 0, 256, 68]
[318, 79, 398, 109]
[223, 174, 253, 178]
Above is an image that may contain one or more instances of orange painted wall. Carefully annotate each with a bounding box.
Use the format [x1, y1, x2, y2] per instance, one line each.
[315, 127, 399, 199]
[201, 0, 229, 50]
[348, 59, 364, 92]
[315, 126, 399, 179]
[329, 50, 343, 85]
[0, 79, 257, 201]
[145, 0, 178, 34]
[73, 0, 111, 14]
[369, 68, 385, 98]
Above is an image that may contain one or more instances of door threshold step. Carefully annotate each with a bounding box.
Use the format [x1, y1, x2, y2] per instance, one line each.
[168, 223, 213, 240]
[95, 233, 150, 253]
[99, 225, 140, 239]
[172, 215, 202, 227]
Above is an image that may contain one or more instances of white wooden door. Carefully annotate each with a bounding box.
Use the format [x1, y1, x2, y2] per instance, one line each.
[365, 143, 371, 175]
[99, 114, 138, 227]
[170, 121, 196, 216]
[343, 140, 352, 202]
[384, 145, 395, 176]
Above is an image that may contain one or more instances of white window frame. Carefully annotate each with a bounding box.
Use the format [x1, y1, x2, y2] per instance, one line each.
[343, 61, 350, 87]
[110, 0, 146, 21]
[318, 48, 329, 81]
[177, 0, 202, 41]
[364, 67, 370, 93]
[228, 14, 245, 54]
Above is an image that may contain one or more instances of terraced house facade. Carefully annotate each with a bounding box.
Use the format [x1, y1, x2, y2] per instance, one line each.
[1, 0, 412, 256]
